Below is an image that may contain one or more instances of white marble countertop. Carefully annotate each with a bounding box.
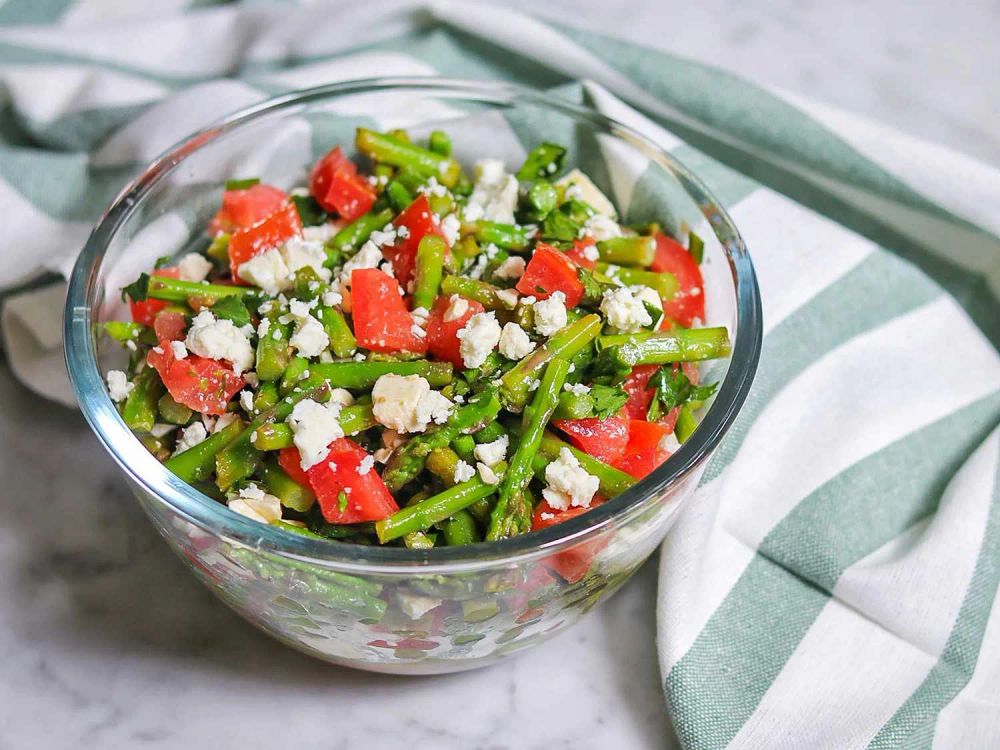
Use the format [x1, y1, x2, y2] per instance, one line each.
[3, 2, 998, 748]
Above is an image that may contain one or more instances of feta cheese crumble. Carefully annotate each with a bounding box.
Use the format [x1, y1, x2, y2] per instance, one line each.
[286, 398, 345, 469]
[456, 311, 502, 368]
[542, 447, 599, 510]
[357, 454, 375, 476]
[660, 431, 681, 455]
[239, 390, 255, 413]
[228, 484, 282, 524]
[581, 213, 623, 242]
[281, 236, 331, 280]
[498, 322, 534, 360]
[633, 285, 663, 326]
[106, 370, 133, 402]
[440, 213, 461, 246]
[494, 256, 526, 280]
[185, 310, 254, 374]
[443, 294, 469, 322]
[288, 313, 329, 359]
[174, 422, 208, 455]
[170, 340, 188, 360]
[453, 460, 475, 484]
[371, 374, 453, 433]
[600, 286, 653, 333]
[533, 291, 568, 336]
[238, 248, 291, 295]
[464, 158, 519, 224]
[340, 240, 383, 282]
[495, 288, 519, 309]
[477, 462, 500, 485]
[474, 434, 509, 466]
[177, 253, 213, 282]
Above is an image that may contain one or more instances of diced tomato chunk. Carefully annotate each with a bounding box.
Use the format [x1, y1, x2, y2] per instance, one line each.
[531, 497, 606, 583]
[516, 243, 584, 308]
[622, 364, 659, 420]
[152, 310, 187, 342]
[613, 420, 672, 479]
[565, 238, 597, 270]
[277, 447, 312, 488]
[129, 267, 178, 326]
[651, 232, 705, 327]
[424, 294, 485, 369]
[146, 343, 244, 415]
[310, 147, 375, 221]
[228, 202, 302, 279]
[209, 184, 288, 235]
[350, 268, 428, 354]
[382, 195, 447, 289]
[552, 413, 629, 464]
[285, 440, 398, 524]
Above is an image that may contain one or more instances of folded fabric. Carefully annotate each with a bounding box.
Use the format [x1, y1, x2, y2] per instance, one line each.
[0, 2, 996, 748]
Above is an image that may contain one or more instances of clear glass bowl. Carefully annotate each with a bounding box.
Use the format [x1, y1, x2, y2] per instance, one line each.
[64, 78, 761, 674]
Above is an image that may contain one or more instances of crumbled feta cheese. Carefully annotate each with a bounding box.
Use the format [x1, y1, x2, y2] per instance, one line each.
[600, 286, 652, 333]
[660, 431, 681, 455]
[411, 306, 430, 327]
[286, 301, 329, 359]
[477, 462, 500, 485]
[228, 484, 282, 524]
[257, 318, 271, 338]
[456, 311, 502, 368]
[174, 422, 208, 455]
[542, 447, 599, 510]
[474, 435, 509, 466]
[214, 413, 238, 433]
[368, 225, 398, 248]
[240, 390, 255, 413]
[494, 256, 526, 280]
[533, 291, 568, 336]
[150, 423, 176, 439]
[633, 285, 663, 326]
[582, 243, 600, 262]
[302, 223, 336, 243]
[498, 322, 534, 360]
[581, 213, 622, 241]
[443, 294, 469, 322]
[397, 592, 441, 620]
[170, 340, 188, 359]
[483, 242, 501, 260]
[465, 158, 519, 224]
[287, 398, 344, 469]
[453, 460, 475, 483]
[466, 253, 488, 280]
[177, 253, 213, 282]
[379, 260, 396, 278]
[440, 213, 461, 246]
[243, 371, 259, 387]
[564, 382, 591, 395]
[527, 378, 541, 392]
[185, 310, 255, 374]
[329, 388, 355, 408]
[106, 370, 133, 402]
[237, 248, 291, 295]
[396, 225, 410, 239]
[555, 168, 618, 218]
[419, 176, 449, 197]
[371, 374, 453, 433]
[357, 454, 375, 476]
[322, 289, 343, 307]
[340, 240, 383, 282]
[495, 288, 519, 309]
[281, 236, 331, 280]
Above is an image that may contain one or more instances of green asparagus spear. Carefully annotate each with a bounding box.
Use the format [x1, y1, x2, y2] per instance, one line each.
[440, 275, 517, 310]
[674, 403, 700, 443]
[596, 236, 656, 266]
[595, 263, 678, 299]
[299, 360, 453, 391]
[601, 327, 731, 368]
[121, 367, 164, 432]
[164, 418, 244, 483]
[356, 128, 461, 187]
[383, 390, 502, 492]
[158, 392, 193, 425]
[516, 143, 566, 181]
[500, 314, 601, 407]
[488, 358, 569, 540]
[428, 130, 452, 157]
[536, 431, 635, 497]
[552, 389, 595, 420]
[472, 221, 533, 251]
[440, 509, 479, 545]
[318, 306, 357, 358]
[376, 463, 507, 542]
[146, 276, 258, 304]
[259, 457, 315, 512]
[329, 208, 394, 255]
[412, 235, 446, 311]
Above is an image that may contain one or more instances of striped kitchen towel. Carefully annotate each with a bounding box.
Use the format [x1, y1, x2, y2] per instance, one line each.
[0, 2, 997, 748]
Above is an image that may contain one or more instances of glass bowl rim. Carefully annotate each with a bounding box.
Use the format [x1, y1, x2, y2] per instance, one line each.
[64, 76, 762, 574]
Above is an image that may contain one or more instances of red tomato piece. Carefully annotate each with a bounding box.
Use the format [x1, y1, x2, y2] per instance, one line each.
[651, 232, 705, 328]
[350, 268, 428, 354]
[129, 267, 178, 326]
[228, 202, 302, 279]
[382, 194, 447, 289]
[152, 310, 188, 342]
[310, 147, 376, 221]
[531, 498, 606, 583]
[147, 343, 244, 415]
[613, 420, 672, 479]
[552, 413, 630, 464]
[565, 238, 597, 270]
[516, 243, 585, 308]
[622, 364, 659, 420]
[277, 447, 312, 488]
[424, 294, 485, 368]
[301, 439, 399, 524]
[209, 184, 287, 235]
